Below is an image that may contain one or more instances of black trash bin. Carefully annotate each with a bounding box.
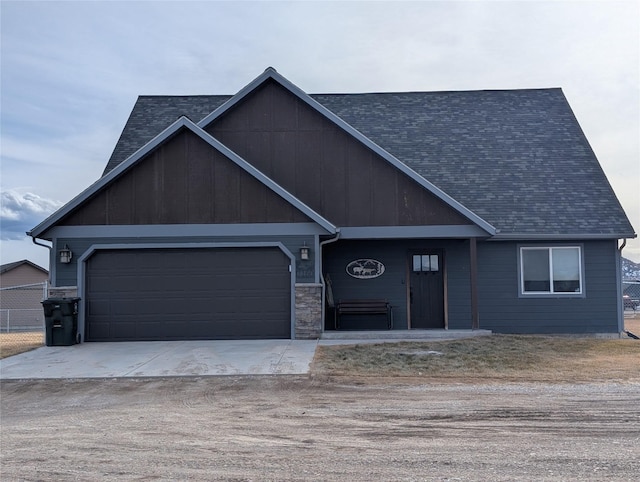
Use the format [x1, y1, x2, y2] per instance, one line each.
[42, 298, 80, 346]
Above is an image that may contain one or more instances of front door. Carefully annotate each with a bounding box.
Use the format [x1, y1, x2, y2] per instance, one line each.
[409, 252, 445, 329]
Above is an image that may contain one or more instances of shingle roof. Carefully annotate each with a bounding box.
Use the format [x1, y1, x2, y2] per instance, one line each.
[0, 260, 48, 275]
[104, 95, 230, 175]
[102, 88, 635, 238]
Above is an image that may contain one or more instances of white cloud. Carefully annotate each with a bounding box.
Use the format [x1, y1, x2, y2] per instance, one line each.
[0, 190, 63, 240]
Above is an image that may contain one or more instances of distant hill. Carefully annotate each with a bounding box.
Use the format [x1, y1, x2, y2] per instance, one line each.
[622, 257, 640, 281]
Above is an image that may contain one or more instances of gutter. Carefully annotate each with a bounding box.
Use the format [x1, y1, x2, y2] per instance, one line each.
[490, 233, 637, 241]
[617, 239, 634, 339]
[619, 238, 627, 252]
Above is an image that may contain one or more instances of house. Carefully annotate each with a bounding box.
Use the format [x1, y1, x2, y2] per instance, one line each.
[28, 68, 636, 342]
[0, 260, 48, 331]
[0, 260, 48, 288]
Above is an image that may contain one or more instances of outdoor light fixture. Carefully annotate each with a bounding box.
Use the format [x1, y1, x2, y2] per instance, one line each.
[300, 242, 310, 261]
[59, 245, 73, 264]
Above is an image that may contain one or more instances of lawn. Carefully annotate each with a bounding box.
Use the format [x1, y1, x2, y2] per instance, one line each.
[313, 333, 640, 382]
[2, 317, 639, 382]
[0, 332, 44, 359]
[314, 311, 640, 382]
[625, 313, 640, 336]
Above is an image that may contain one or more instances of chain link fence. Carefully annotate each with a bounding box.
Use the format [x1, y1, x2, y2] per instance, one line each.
[0, 282, 47, 356]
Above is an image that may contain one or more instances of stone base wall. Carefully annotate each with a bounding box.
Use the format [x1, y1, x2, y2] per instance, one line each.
[48, 286, 78, 298]
[295, 283, 323, 339]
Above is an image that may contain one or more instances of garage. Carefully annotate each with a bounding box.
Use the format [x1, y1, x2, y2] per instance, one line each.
[84, 247, 292, 341]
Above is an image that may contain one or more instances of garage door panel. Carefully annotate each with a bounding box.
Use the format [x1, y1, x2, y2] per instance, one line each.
[87, 323, 110, 340]
[118, 323, 138, 339]
[85, 247, 291, 341]
[241, 296, 288, 312]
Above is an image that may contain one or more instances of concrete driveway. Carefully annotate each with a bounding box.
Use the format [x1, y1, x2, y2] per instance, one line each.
[0, 340, 319, 379]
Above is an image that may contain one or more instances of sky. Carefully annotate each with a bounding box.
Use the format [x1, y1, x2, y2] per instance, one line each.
[1, 0, 639, 270]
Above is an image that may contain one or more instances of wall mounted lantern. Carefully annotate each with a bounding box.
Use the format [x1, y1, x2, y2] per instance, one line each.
[59, 245, 73, 264]
[300, 242, 310, 261]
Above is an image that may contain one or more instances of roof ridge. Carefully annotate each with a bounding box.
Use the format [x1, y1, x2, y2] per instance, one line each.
[136, 94, 233, 99]
[131, 88, 564, 99]
[311, 87, 563, 95]
[0, 259, 48, 274]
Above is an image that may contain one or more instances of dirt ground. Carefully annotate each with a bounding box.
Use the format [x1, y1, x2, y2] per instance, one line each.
[1, 376, 639, 481]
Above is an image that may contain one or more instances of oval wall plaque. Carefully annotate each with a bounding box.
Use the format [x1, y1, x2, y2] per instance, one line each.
[346, 259, 385, 279]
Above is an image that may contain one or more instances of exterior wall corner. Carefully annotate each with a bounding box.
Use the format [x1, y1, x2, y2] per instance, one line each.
[294, 283, 323, 339]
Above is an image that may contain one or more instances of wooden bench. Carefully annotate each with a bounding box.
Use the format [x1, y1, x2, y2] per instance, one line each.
[334, 299, 393, 330]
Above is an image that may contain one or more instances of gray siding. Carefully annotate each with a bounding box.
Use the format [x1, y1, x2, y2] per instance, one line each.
[53, 235, 316, 286]
[477, 240, 620, 333]
[323, 240, 474, 330]
[324, 240, 409, 329]
[54, 235, 622, 334]
[442, 241, 473, 330]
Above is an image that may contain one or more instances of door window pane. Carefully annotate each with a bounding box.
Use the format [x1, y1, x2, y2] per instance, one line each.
[413, 254, 441, 272]
[412, 255, 421, 272]
[430, 255, 439, 272]
[421, 255, 430, 271]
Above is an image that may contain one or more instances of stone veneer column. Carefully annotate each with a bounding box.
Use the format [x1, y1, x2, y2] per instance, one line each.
[294, 283, 323, 339]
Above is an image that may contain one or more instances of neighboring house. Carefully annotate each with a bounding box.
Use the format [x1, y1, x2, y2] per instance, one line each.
[28, 68, 636, 342]
[0, 260, 48, 288]
[0, 260, 49, 331]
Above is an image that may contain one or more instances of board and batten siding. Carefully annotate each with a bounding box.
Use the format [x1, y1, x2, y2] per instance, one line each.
[476, 240, 620, 334]
[58, 129, 312, 227]
[206, 80, 473, 229]
[52, 235, 316, 287]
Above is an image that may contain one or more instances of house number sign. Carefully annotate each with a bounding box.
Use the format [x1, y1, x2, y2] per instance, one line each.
[346, 259, 385, 279]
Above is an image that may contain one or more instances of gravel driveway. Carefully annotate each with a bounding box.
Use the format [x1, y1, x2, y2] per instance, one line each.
[2, 376, 639, 481]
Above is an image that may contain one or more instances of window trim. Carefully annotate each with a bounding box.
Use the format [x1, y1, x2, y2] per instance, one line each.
[518, 245, 585, 298]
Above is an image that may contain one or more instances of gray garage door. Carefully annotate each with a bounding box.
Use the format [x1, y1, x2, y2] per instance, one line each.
[85, 247, 291, 341]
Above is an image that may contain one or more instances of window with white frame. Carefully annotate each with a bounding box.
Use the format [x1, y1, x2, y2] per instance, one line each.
[520, 246, 582, 294]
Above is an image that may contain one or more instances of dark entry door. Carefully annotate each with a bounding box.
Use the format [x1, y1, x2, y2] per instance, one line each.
[409, 252, 444, 329]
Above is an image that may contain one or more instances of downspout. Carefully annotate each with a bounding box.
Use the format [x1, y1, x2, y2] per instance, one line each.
[619, 238, 627, 252]
[319, 229, 341, 331]
[30, 235, 52, 279]
[617, 239, 627, 335]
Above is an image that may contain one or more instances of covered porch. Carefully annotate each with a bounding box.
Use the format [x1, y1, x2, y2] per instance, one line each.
[321, 237, 483, 333]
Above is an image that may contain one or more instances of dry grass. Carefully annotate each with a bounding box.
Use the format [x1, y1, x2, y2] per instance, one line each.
[313, 334, 640, 382]
[0, 332, 44, 359]
[624, 312, 640, 336]
[2, 317, 639, 379]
